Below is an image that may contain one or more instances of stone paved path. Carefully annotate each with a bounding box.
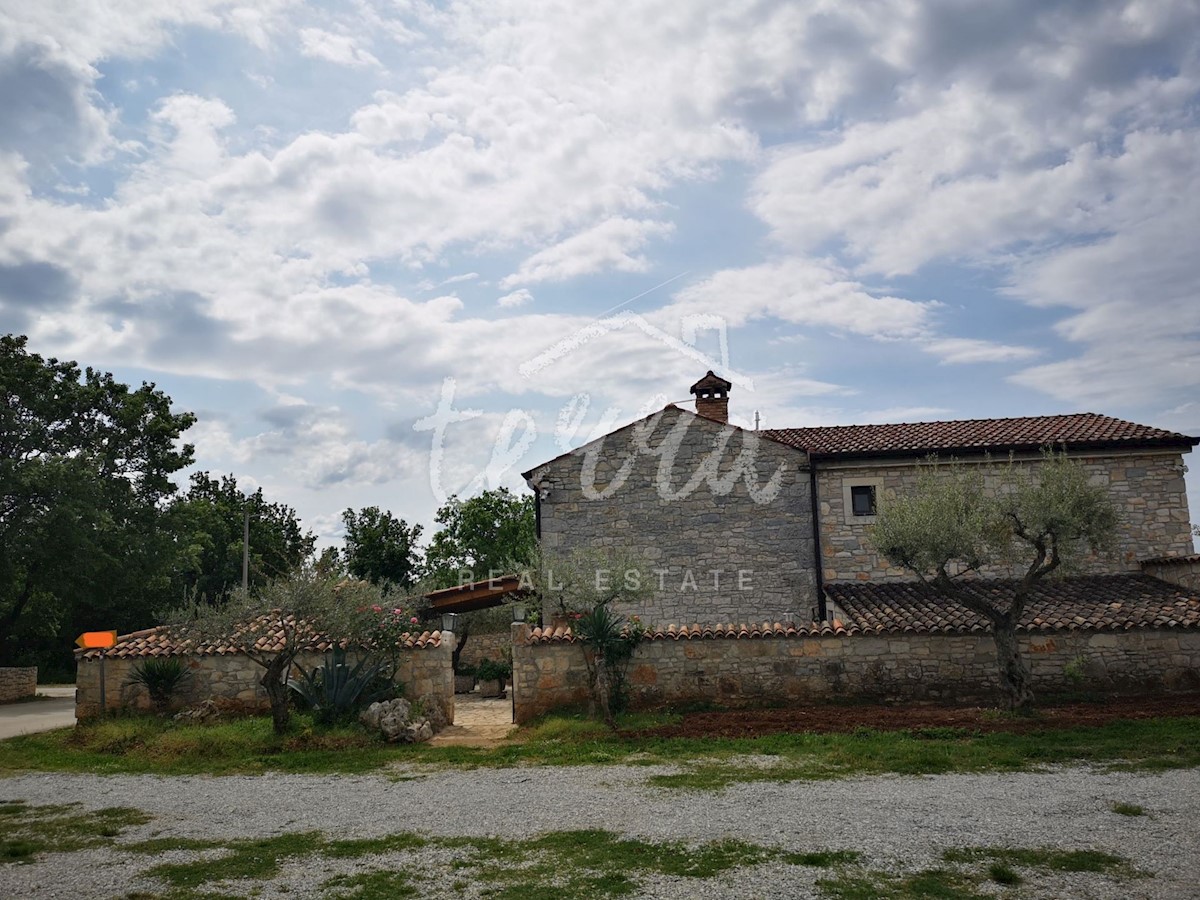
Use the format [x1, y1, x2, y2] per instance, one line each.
[427, 692, 514, 747]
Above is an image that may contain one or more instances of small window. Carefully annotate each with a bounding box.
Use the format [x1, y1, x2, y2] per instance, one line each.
[850, 484, 876, 517]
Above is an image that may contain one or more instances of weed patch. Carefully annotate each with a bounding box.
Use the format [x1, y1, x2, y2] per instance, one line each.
[323, 869, 418, 899]
[1112, 801, 1146, 816]
[2, 712, 1197, 781]
[941, 846, 1139, 876]
[147, 832, 323, 888]
[0, 799, 151, 864]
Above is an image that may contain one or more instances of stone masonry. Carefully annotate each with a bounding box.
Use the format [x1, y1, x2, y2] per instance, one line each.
[526, 405, 817, 624]
[75, 640, 455, 722]
[511, 625, 1200, 723]
[0, 667, 37, 703]
[817, 450, 1194, 583]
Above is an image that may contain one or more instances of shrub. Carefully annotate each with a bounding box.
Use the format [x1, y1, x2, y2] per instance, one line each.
[125, 658, 192, 713]
[476, 659, 511, 683]
[287, 648, 395, 724]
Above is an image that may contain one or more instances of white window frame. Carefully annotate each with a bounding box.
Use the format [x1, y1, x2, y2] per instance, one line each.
[842, 477, 884, 524]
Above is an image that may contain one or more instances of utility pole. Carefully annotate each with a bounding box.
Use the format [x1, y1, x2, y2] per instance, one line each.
[242, 505, 250, 593]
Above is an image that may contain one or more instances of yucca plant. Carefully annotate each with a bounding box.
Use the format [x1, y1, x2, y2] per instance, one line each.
[126, 657, 192, 713]
[287, 647, 393, 724]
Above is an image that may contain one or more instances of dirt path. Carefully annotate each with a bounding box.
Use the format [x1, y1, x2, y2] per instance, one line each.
[428, 693, 514, 748]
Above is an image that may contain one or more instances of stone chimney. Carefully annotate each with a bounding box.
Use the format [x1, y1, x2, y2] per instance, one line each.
[689, 370, 732, 423]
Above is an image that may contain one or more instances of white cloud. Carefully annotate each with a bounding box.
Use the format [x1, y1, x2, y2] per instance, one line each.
[664, 259, 936, 340]
[501, 218, 674, 288]
[497, 288, 532, 308]
[923, 337, 1038, 365]
[298, 28, 381, 68]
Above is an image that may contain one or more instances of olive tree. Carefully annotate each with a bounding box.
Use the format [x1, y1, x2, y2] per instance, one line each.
[872, 451, 1117, 710]
[170, 570, 391, 733]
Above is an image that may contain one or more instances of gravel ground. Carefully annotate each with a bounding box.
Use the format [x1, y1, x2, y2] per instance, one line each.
[1, 764, 1197, 898]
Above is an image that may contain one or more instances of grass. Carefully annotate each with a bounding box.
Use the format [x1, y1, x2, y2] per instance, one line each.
[146, 832, 324, 888]
[0, 799, 151, 863]
[941, 845, 1141, 876]
[816, 845, 1141, 899]
[1112, 801, 1146, 816]
[0, 801, 1151, 900]
[1, 710, 1198, 786]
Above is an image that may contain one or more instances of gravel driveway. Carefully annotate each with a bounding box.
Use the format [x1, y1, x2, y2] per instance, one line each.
[2, 764, 1196, 898]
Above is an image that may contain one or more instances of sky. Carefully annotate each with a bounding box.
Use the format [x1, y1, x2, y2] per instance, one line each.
[1, 0, 1198, 548]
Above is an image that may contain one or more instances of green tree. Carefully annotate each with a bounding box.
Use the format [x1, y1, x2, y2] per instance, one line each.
[341, 506, 423, 591]
[424, 488, 536, 588]
[170, 472, 315, 603]
[0, 335, 195, 667]
[171, 569, 389, 734]
[872, 451, 1117, 710]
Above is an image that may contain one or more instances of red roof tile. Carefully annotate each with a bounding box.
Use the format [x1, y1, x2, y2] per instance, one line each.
[763, 413, 1197, 459]
[523, 575, 1200, 642]
[78, 616, 443, 660]
[825, 574, 1200, 635]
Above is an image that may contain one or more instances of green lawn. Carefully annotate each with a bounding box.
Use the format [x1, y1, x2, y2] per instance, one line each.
[0, 711, 1197, 785]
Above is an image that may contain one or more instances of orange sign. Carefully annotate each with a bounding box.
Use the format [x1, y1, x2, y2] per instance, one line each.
[75, 631, 118, 650]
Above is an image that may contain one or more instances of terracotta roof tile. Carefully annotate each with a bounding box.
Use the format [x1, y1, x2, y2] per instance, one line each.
[79, 615, 443, 660]
[825, 574, 1200, 635]
[524, 576, 1200, 643]
[763, 412, 1197, 459]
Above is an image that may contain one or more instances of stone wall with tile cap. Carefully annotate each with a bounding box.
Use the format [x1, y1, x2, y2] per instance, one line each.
[510, 623, 1200, 723]
[75, 638, 455, 722]
[0, 667, 37, 703]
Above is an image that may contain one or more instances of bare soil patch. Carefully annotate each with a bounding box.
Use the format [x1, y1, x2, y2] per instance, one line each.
[629, 693, 1200, 739]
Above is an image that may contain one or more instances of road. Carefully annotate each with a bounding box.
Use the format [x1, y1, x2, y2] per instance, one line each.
[0, 686, 75, 740]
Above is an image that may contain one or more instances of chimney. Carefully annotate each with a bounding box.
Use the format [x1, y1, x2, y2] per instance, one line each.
[689, 370, 732, 423]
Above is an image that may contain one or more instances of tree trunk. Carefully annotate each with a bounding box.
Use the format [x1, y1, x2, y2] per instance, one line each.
[992, 617, 1034, 712]
[593, 651, 615, 730]
[452, 624, 470, 673]
[261, 656, 292, 735]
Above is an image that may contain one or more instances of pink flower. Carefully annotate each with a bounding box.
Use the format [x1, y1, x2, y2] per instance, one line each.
[372, 605, 382, 613]
[393, 609, 404, 616]
[410, 616, 419, 624]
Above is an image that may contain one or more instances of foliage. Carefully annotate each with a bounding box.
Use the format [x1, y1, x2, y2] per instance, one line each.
[341, 506, 424, 591]
[0, 334, 196, 669]
[169, 569, 390, 734]
[169, 471, 315, 603]
[124, 657, 192, 713]
[475, 658, 512, 683]
[424, 487, 536, 587]
[287, 646, 395, 724]
[872, 451, 1117, 709]
[530, 547, 654, 727]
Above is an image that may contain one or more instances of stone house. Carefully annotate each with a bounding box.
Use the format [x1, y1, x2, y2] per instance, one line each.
[523, 372, 1198, 625]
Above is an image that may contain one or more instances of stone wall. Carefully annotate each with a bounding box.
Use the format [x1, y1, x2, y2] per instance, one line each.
[527, 405, 817, 624]
[510, 624, 1200, 723]
[0, 667, 37, 703]
[817, 450, 1194, 583]
[1141, 558, 1200, 592]
[76, 639, 455, 722]
[458, 630, 510, 670]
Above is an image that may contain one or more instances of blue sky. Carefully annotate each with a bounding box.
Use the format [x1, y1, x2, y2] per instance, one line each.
[1, 0, 1198, 546]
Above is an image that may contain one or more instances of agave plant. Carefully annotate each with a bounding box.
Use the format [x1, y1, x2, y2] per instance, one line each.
[287, 647, 394, 724]
[126, 657, 192, 713]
